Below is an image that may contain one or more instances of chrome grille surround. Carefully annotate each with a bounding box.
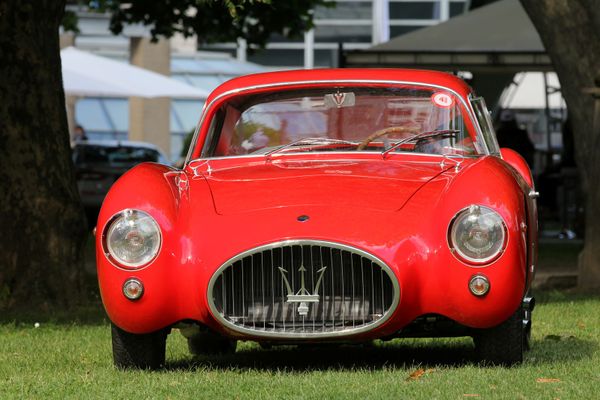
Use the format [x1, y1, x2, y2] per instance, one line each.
[207, 240, 400, 339]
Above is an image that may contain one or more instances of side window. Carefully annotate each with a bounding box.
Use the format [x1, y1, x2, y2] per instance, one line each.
[471, 97, 501, 155]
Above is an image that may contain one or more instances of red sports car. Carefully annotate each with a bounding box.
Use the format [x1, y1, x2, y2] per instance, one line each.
[96, 69, 538, 369]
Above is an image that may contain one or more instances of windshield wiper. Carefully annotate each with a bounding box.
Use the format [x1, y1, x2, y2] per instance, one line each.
[264, 138, 359, 161]
[381, 129, 459, 159]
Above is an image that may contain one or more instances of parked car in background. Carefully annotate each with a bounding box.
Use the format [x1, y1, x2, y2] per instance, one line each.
[73, 140, 169, 223]
[95, 69, 538, 369]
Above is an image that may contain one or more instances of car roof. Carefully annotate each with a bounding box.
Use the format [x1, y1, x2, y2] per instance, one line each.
[206, 68, 474, 104]
[75, 140, 161, 151]
[74, 140, 170, 161]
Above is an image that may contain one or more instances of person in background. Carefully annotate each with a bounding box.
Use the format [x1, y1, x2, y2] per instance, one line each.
[495, 109, 535, 167]
[73, 124, 88, 143]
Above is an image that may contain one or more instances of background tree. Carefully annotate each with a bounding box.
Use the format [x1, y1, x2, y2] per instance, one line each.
[0, 0, 329, 309]
[105, 0, 325, 47]
[520, 0, 600, 290]
[0, 1, 85, 310]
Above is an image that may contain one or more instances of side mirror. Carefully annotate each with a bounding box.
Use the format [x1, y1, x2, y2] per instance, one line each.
[500, 148, 533, 188]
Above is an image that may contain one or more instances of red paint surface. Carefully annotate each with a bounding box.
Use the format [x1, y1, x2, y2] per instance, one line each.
[96, 69, 536, 339]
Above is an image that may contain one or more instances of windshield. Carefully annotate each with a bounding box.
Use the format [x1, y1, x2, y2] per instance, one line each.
[203, 86, 485, 158]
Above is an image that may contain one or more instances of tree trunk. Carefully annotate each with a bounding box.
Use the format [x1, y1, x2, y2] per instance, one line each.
[520, 0, 600, 289]
[0, 1, 88, 308]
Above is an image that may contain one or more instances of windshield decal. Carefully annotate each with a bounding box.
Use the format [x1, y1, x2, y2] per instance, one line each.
[431, 92, 454, 108]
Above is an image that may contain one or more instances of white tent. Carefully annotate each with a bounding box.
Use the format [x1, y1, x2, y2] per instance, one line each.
[499, 72, 565, 109]
[60, 47, 209, 99]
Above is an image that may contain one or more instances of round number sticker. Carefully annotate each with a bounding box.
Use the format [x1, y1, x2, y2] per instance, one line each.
[431, 92, 454, 108]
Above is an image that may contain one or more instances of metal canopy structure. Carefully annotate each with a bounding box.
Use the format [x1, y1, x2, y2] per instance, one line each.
[343, 0, 551, 72]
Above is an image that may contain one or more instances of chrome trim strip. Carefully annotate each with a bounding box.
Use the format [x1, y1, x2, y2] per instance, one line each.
[467, 94, 492, 155]
[522, 296, 535, 311]
[184, 102, 208, 163]
[185, 79, 488, 165]
[206, 239, 401, 339]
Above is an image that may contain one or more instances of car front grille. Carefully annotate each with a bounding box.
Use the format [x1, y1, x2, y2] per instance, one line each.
[208, 240, 399, 339]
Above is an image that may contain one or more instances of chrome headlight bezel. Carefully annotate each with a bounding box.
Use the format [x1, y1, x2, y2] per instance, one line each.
[102, 209, 162, 269]
[447, 205, 507, 265]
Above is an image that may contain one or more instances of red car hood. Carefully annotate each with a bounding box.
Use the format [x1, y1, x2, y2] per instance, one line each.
[197, 158, 451, 215]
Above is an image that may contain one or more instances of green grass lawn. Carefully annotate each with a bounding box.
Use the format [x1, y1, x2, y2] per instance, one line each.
[1, 291, 599, 399]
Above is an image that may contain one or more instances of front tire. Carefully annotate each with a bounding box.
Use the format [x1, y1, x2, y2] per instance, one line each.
[473, 308, 525, 366]
[111, 324, 169, 370]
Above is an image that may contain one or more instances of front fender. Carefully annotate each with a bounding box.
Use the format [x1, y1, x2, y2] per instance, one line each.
[96, 163, 188, 333]
[392, 156, 528, 329]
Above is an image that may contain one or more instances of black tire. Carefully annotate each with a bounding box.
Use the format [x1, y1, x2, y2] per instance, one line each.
[111, 324, 169, 370]
[473, 307, 524, 366]
[187, 331, 237, 356]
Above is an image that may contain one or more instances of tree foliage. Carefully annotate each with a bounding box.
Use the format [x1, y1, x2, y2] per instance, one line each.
[65, 0, 332, 48]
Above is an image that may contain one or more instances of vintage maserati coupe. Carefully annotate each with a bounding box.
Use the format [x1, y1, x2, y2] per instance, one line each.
[96, 69, 538, 369]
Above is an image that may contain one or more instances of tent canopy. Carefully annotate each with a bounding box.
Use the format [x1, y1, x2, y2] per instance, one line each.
[61, 47, 209, 99]
[499, 72, 564, 109]
[343, 0, 551, 72]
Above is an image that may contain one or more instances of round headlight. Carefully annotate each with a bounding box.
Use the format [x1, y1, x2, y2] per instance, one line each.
[449, 205, 506, 264]
[104, 209, 161, 269]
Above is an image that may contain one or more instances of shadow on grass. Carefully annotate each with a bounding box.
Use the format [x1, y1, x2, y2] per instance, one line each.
[534, 289, 600, 304]
[0, 303, 108, 326]
[527, 335, 598, 364]
[166, 341, 475, 372]
[164, 334, 597, 372]
[1, 289, 595, 326]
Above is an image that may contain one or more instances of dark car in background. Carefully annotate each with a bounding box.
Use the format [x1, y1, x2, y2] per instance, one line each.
[73, 140, 169, 225]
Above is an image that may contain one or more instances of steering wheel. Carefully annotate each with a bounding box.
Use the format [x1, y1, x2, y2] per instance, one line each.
[357, 126, 419, 151]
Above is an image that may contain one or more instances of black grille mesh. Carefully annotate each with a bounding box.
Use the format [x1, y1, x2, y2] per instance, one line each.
[210, 242, 397, 336]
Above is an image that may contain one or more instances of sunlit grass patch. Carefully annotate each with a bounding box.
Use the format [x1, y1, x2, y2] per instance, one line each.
[1, 290, 598, 399]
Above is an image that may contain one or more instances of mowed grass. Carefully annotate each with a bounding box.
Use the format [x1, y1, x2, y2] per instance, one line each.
[1, 291, 599, 399]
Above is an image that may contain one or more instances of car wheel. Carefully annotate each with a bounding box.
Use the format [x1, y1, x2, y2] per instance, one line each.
[473, 307, 524, 366]
[187, 331, 237, 356]
[111, 323, 169, 370]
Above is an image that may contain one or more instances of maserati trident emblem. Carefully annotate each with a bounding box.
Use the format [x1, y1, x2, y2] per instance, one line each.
[332, 92, 346, 107]
[278, 265, 327, 316]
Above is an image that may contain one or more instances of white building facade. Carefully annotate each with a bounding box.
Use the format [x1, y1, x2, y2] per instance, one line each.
[202, 0, 471, 69]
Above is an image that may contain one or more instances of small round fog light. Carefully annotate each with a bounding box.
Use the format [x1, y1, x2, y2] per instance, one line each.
[469, 275, 490, 297]
[122, 278, 144, 300]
